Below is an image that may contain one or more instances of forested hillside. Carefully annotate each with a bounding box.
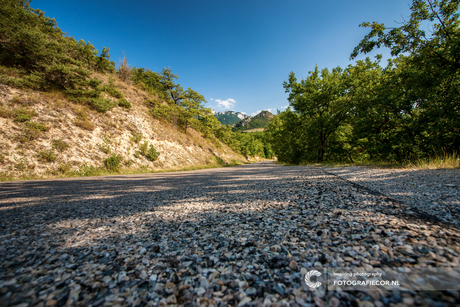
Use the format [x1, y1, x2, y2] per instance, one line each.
[213, 111, 248, 126]
[233, 110, 274, 132]
[0, 0, 274, 180]
[267, 0, 460, 164]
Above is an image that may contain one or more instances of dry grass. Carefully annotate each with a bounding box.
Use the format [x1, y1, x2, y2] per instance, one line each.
[406, 152, 460, 169]
[11, 95, 22, 104]
[74, 106, 96, 131]
[294, 153, 460, 170]
[75, 118, 96, 131]
[44, 89, 66, 108]
[118, 52, 131, 83]
[0, 104, 15, 118]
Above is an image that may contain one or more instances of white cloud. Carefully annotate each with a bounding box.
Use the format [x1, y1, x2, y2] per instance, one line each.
[215, 98, 236, 109]
[279, 105, 289, 111]
[251, 110, 261, 116]
[210, 98, 214, 101]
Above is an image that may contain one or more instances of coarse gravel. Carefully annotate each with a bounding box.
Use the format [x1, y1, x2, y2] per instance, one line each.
[1, 161, 460, 307]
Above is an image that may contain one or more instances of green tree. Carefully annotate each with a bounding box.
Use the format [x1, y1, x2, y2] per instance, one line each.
[266, 109, 309, 163]
[283, 66, 350, 162]
[159, 67, 185, 105]
[351, 0, 460, 157]
[179, 88, 206, 134]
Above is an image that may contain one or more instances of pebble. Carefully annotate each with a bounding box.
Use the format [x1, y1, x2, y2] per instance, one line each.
[289, 260, 298, 271]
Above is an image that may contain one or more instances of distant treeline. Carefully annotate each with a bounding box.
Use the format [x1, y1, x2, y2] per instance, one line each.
[267, 0, 460, 164]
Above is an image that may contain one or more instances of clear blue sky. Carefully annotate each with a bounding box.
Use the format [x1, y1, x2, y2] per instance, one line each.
[32, 0, 413, 115]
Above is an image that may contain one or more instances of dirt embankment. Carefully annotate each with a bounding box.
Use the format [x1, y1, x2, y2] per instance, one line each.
[0, 81, 247, 180]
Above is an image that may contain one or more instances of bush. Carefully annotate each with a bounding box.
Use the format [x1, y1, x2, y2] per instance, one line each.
[26, 121, 48, 132]
[37, 149, 57, 162]
[98, 135, 111, 154]
[52, 139, 69, 152]
[19, 128, 41, 142]
[11, 96, 22, 104]
[145, 145, 160, 161]
[77, 163, 99, 176]
[89, 97, 117, 113]
[139, 141, 148, 156]
[118, 98, 132, 109]
[130, 131, 142, 143]
[14, 108, 37, 122]
[104, 154, 122, 171]
[138, 141, 160, 161]
[104, 85, 124, 99]
[19, 122, 48, 142]
[124, 159, 134, 167]
[57, 163, 71, 174]
[74, 106, 96, 131]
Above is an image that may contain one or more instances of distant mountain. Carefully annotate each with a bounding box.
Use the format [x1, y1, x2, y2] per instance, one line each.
[232, 110, 274, 132]
[213, 111, 250, 126]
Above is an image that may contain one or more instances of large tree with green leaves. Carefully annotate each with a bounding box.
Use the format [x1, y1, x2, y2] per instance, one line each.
[283, 66, 351, 162]
[351, 0, 460, 157]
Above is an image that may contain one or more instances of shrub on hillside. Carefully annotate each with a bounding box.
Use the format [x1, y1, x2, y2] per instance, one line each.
[118, 98, 132, 109]
[37, 149, 57, 162]
[14, 108, 37, 122]
[145, 145, 160, 161]
[104, 154, 122, 172]
[104, 85, 124, 99]
[90, 98, 118, 113]
[26, 121, 48, 132]
[52, 139, 69, 152]
[130, 131, 142, 143]
[138, 141, 160, 161]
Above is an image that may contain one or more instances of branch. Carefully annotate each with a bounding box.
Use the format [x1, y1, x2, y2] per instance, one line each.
[426, 0, 453, 43]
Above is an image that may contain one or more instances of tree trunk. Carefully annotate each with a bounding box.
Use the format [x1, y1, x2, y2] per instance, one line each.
[317, 141, 324, 163]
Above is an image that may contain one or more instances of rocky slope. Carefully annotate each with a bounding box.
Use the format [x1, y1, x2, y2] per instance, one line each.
[233, 110, 274, 131]
[0, 80, 247, 180]
[213, 111, 249, 126]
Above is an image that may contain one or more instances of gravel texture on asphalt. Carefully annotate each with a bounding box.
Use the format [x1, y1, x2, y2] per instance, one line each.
[1, 162, 460, 307]
[324, 166, 460, 227]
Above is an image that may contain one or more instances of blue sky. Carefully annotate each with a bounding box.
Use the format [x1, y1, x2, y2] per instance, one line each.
[32, 0, 413, 115]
